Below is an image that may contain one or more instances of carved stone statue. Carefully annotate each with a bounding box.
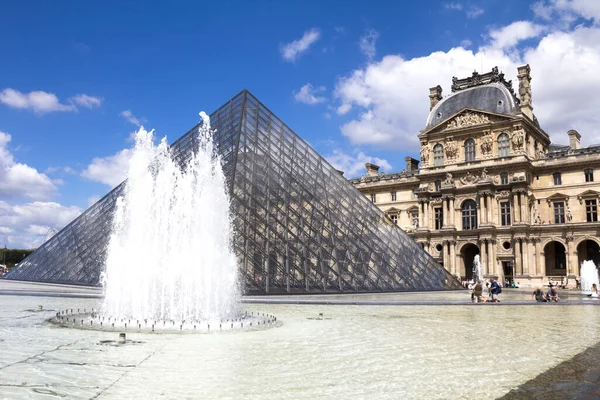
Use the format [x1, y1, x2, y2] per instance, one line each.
[420, 143, 430, 164]
[412, 215, 419, 230]
[480, 132, 493, 155]
[567, 207, 573, 223]
[512, 129, 525, 150]
[360, 175, 366, 182]
[443, 172, 454, 185]
[480, 168, 490, 181]
[445, 112, 490, 130]
[445, 137, 458, 160]
[533, 208, 542, 225]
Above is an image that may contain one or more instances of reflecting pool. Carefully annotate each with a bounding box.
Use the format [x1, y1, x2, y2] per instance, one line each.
[1, 284, 599, 399]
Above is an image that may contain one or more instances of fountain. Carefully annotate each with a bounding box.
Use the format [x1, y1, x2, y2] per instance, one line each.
[101, 112, 240, 323]
[47, 112, 275, 333]
[472, 254, 483, 283]
[580, 260, 599, 296]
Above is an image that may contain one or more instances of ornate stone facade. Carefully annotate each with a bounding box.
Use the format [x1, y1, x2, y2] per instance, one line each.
[350, 65, 600, 288]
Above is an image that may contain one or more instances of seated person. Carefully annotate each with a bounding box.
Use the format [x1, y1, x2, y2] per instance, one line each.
[531, 288, 547, 302]
[547, 286, 559, 302]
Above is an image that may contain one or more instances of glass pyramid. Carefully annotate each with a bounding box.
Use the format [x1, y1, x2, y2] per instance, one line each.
[5, 90, 462, 293]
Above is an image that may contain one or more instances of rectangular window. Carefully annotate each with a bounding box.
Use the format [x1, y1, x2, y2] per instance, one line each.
[370, 193, 376, 203]
[434, 207, 444, 230]
[585, 169, 594, 182]
[435, 180, 441, 192]
[553, 172, 562, 185]
[554, 202, 565, 224]
[586, 199, 598, 222]
[500, 201, 511, 226]
[390, 214, 398, 225]
[391, 191, 397, 201]
[500, 172, 509, 185]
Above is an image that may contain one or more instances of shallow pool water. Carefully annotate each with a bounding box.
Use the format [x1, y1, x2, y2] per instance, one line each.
[1, 284, 599, 399]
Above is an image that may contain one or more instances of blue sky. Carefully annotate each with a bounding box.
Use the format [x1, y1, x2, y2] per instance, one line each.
[2, 0, 600, 248]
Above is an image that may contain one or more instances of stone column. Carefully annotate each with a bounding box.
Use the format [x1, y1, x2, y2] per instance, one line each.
[487, 240, 494, 276]
[449, 197, 456, 226]
[534, 238, 542, 276]
[566, 236, 576, 277]
[442, 241, 449, 271]
[486, 194, 493, 225]
[490, 240, 497, 277]
[520, 192, 528, 224]
[418, 202, 424, 228]
[479, 195, 485, 224]
[522, 238, 530, 276]
[450, 241, 456, 276]
[480, 239, 488, 276]
[514, 238, 523, 275]
[513, 192, 521, 223]
[424, 201, 429, 230]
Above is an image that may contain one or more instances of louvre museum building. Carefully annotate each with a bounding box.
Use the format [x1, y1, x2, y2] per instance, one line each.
[352, 65, 600, 288]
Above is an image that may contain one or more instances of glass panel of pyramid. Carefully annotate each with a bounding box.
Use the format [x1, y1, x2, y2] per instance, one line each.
[5, 90, 462, 293]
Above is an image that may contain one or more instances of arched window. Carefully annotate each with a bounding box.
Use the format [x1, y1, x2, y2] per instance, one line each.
[462, 199, 478, 230]
[464, 139, 476, 162]
[433, 144, 444, 167]
[498, 133, 510, 157]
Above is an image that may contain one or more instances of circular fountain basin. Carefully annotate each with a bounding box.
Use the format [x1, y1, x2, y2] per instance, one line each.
[50, 308, 279, 333]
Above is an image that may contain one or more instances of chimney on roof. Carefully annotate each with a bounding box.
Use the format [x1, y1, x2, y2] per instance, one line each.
[568, 129, 581, 150]
[429, 85, 443, 111]
[405, 156, 419, 172]
[517, 64, 533, 120]
[365, 163, 380, 177]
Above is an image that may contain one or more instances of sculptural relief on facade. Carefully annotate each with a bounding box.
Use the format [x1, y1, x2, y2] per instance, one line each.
[460, 171, 479, 185]
[420, 143, 430, 165]
[480, 132, 493, 156]
[444, 137, 458, 160]
[533, 207, 542, 224]
[511, 128, 525, 151]
[445, 112, 490, 130]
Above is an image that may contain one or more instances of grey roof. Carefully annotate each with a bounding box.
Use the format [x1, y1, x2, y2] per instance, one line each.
[426, 82, 520, 129]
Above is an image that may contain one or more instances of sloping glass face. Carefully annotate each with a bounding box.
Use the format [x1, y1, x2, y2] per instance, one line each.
[5, 91, 462, 293]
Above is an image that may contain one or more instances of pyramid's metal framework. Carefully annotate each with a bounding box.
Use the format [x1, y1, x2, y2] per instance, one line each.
[5, 90, 462, 293]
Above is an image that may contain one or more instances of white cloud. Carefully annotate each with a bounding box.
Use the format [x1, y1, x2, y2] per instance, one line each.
[444, 3, 484, 18]
[533, 0, 600, 22]
[81, 148, 132, 187]
[488, 21, 545, 49]
[334, 11, 600, 150]
[0, 88, 102, 114]
[70, 94, 103, 109]
[466, 6, 485, 18]
[280, 28, 321, 62]
[325, 149, 392, 177]
[337, 103, 352, 115]
[0, 131, 57, 200]
[461, 39, 473, 48]
[294, 83, 326, 105]
[359, 29, 380, 59]
[120, 110, 145, 126]
[0, 200, 82, 248]
[444, 2, 463, 10]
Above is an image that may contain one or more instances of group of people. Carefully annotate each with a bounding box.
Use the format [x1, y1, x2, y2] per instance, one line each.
[469, 278, 501, 303]
[531, 285, 560, 302]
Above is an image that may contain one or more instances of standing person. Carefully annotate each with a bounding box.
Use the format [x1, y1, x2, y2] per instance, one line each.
[489, 278, 501, 302]
[472, 281, 484, 303]
[547, 285, 559, 302]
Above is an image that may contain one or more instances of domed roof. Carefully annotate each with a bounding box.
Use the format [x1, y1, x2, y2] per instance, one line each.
[426, 82, 519, 129]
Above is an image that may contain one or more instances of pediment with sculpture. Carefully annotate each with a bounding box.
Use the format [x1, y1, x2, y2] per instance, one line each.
[421, 108, 513, 136]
